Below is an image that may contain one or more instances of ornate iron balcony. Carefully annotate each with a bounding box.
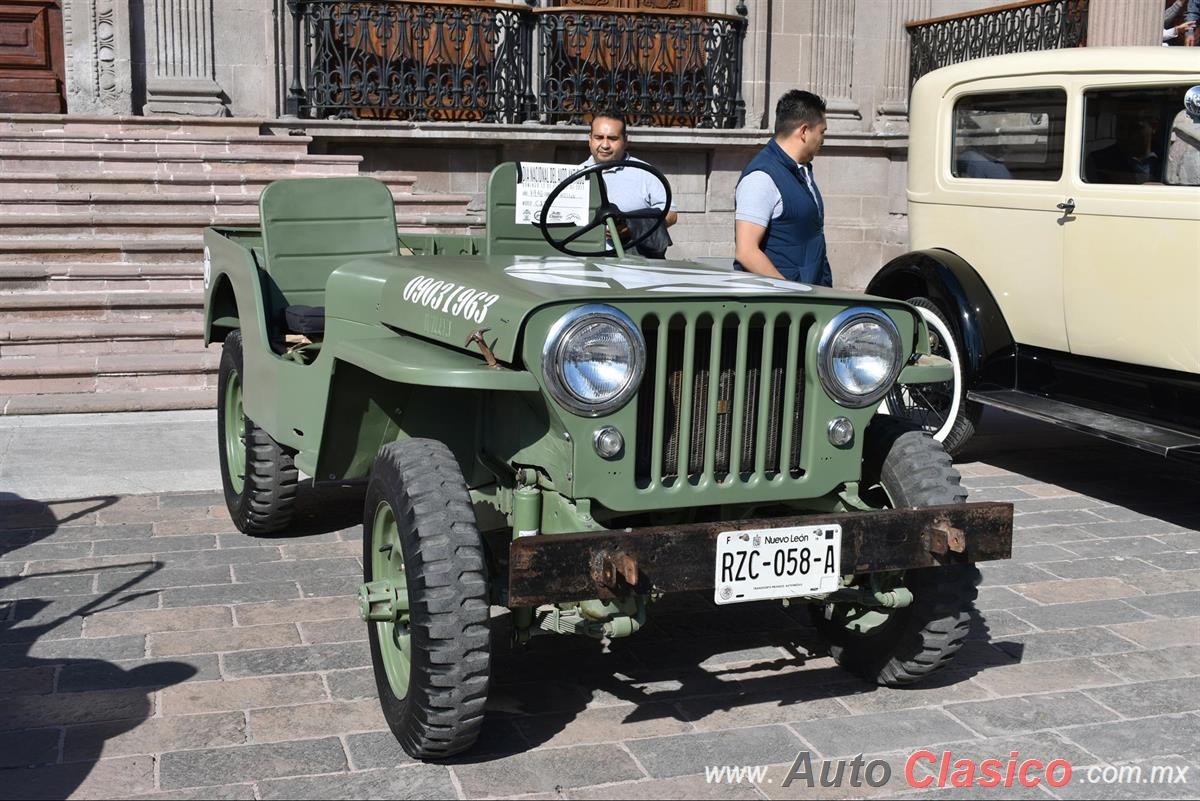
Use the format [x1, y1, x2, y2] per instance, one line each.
[907, 0, 1089, 90]
[285, 0, 747, 128]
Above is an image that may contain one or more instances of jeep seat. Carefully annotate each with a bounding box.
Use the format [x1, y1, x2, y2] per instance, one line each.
[259, 176, 399, 335]
[485, 162, 605, 257]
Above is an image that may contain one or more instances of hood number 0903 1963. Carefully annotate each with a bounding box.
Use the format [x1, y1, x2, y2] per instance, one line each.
[403, 276, 499, 324]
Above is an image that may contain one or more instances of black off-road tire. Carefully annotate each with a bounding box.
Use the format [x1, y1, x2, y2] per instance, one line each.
[216, 330, 298, 534]
[812, 417, 980, 686]
[364, 438, 491, 760]
[896, 297, 982, 457]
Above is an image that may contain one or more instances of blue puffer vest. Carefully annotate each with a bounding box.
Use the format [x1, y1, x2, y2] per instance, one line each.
[734, 139, 831, 286]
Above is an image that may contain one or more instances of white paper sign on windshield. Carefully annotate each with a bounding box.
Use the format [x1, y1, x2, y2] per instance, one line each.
[515, 162, 590, 226]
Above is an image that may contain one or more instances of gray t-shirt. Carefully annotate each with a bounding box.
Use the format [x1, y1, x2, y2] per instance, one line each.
[581, 155, 676, 213]
[734, 164, 822, 226]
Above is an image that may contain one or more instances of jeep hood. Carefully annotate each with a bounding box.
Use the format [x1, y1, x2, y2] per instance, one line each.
[326, 254, 873, 364]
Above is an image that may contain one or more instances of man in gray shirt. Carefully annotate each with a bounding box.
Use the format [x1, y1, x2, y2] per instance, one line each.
[579, 112, 678, 255]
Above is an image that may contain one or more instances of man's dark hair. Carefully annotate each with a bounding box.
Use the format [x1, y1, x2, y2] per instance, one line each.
[774, 91, 826, 138]
[590, 111, 628, 138]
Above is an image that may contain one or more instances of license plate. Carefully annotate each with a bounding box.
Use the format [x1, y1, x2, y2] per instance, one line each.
[713, 524, 842, 605]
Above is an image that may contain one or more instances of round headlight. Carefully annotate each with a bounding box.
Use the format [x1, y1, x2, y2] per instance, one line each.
[817, 308, 903, 407]
[543, 305, 645, 416]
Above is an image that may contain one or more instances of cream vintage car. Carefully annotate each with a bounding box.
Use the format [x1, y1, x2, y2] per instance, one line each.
[871, 47, 1200, 462]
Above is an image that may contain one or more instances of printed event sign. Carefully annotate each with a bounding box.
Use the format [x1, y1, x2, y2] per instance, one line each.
[516, 162, 589, 226]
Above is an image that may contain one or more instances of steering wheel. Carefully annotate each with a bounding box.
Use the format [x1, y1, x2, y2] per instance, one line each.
[536, 160, 672, 257]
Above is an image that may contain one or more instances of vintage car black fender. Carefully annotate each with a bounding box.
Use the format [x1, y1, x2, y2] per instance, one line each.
[867, 248, 1016, 391]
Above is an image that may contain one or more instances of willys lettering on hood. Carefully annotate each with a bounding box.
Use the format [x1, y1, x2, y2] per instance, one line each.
[370, 255, 821, 363]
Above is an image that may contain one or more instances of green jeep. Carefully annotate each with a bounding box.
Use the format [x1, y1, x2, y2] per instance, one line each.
[203, 161, 1013, 760]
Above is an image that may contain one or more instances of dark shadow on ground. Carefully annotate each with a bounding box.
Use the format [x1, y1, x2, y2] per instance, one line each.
[0, 492, 198, 799]
[237, 479, 367, 539]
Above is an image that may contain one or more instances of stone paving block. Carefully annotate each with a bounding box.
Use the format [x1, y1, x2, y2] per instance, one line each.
[1014, 497, 1107, 514]
[279, 541, 361, 561]
[1093, 645, 1200, 682]
[247, 699, 387, 742]
[965, 487, 1037, 503]
[128, 786, 257, 800]
[160, 674, 327, 715]
[148, 623, 301, 657]
[1084, 676, 1200, 717]
[221, 640, 371, 678]
[297, 618, 364, 645]
[158, 492, 225, 509]
[971, 658, 1123, 697]
[156, 518, 242, 536]
[0, 573, 96, 600]
[1106, 616, 1200, 650]
[1014, 510, 1110, 529]
[1010, 600, 1150, 632]
[514, 703, 693, 749]
[1061, 536, 1176, 559]
[1077, 521, 1190, 539]
[2, 687, 153, 731]
[298, 576, 361, 598]
[0, 633, 147, 668]
[1060, 713, 1200, 762]
[160, 580, 300, 608]
[1010, 525, 1102, 546]
[835, 674, 994, 716]
[0, 727, 60, 768]
[171, 547, 284, 569]
[992, 628, 1140, 663]
[0, 665, 56, 697]
[945, 691, 1119, 737]
[569, 774, 765, 800]
[453, 743, 645, 796]
[974, 586, 1039, 611]
[967, 609, 1038, 640]
[0, 754, 156, 799]
[1010, 543, 1080, 563]
[343, 730, 418, 770]
[976, 562, 1062, 588]
[1123, 569, 1200, 595]
[232, 557, 360, 584]
[31, 522, 155, 543]
[752, 753, 915, 800]
[1012, 577, 1144, 605]
[673, 689, 850, 733]
[907, 731, 1099, 775]
[1141, 551, 1200, 572]
[258, 765, 458, 800]
[96, 565, 233, 593]
[232, 596, 355, 626]
[58, 654, 215, 692]
[1040, 557, 1165, 581]
[794, 708, 976, 759]
[63, 710, 247, 761]
[92, 534, 217, 555]
[84, 604, 231, 638]
[2, 539, 93, 561]
[1122, 590, 1200, 619]
[159, 737, 348, 790]
[0, 608, 85, 642]
[327, 667, 377, 701]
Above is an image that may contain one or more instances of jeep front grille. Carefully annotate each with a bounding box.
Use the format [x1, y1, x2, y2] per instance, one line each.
[635, 311, 809, 487]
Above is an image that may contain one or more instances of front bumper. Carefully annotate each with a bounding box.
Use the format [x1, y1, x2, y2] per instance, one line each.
[507, 502, 1013, 606]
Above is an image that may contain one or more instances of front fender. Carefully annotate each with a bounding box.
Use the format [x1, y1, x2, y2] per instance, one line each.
[867, 249, 1015, 390]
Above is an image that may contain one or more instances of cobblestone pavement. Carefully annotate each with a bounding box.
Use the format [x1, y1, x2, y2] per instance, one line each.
[2, 413, 1198, 800]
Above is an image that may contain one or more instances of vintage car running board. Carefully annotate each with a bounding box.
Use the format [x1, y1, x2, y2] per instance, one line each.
[507, 502, 1013, 606]
[969, 390, 1200, 463]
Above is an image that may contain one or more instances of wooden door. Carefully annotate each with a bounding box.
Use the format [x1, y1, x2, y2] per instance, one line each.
[0, 0, 65, 113]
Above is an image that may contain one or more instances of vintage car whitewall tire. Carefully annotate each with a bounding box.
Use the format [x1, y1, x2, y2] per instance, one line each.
[216, 330, 298, 534]
[811, 417, 981, 686]
[882, 298, 981, 457]
[363, 438, 491, 760]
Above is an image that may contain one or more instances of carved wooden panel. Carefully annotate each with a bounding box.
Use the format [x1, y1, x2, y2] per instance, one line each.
[0, 0, 65, 112]
[549, 0, 708, 10]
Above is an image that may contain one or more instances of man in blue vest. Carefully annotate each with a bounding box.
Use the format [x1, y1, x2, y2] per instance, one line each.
[733, 90, 832, 287]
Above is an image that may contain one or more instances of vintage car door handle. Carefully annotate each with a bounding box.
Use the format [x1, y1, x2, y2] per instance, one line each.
[1056, 198, 1075, 215]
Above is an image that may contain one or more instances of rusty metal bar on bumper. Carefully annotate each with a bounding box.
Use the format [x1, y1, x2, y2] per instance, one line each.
[507, 502, 1013, 606]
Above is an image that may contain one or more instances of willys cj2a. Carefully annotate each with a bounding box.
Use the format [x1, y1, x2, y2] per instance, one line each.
[202, 159, 1014, 759]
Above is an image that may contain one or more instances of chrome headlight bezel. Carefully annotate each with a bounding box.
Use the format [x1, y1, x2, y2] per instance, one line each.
[542, 304, 646, 417]
[817, 307, 904, 408]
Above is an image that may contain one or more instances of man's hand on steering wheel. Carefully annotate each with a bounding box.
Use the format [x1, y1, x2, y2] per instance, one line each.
[536, 160, 672, 258]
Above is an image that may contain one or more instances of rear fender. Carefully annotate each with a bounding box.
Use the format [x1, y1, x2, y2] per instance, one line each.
[867, 249, 1015, 390]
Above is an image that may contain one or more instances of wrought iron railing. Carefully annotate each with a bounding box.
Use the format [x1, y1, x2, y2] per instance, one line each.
[907, 0, 1089, 90]
[285, 0, 747, 128]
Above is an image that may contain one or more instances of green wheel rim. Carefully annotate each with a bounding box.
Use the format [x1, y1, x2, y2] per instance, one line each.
[223, 368, 246, 495]
[371, 500, 412, 699]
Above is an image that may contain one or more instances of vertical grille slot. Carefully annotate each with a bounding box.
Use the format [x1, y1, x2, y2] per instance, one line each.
[634, 310, 808, 487]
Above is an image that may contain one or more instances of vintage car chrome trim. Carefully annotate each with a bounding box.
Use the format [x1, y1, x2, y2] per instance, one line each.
[816, 307, 903, 408]
[542, 304, 646, 417]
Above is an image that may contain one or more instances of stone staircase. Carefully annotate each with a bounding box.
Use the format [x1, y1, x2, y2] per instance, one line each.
[0, 115, 479, 415]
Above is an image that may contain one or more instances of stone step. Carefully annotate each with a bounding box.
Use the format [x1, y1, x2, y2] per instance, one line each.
[0, 114, 276, 139]
[0, 263, 201, 291]
[0, 132, 315, 157]
[0, 212, 481, 239]
[0, 351, 218, 395]
[0, 151, 363, 175]
[0, 170, 419, 197]
[1, 319, 205, 357]
[0, 190, 473, 217]
[0, 290, 203, 322]
[0, 238, 203, 264]
[0, 387, 216, 415]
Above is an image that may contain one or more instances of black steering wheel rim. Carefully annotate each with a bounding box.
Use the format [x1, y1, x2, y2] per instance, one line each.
[536, 160, 673, 258]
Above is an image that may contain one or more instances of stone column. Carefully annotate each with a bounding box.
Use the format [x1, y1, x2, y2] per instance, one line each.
[1087, 0, 1159, 46]
[874, 0, 931, 133]
[809, 0, 860, 130]
[62, 0, 134, 114]
[142, 0, 229, 116]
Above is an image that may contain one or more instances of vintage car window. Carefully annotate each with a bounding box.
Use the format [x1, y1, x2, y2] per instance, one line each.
[951, 89, 1067, 180]
[1082, 84, 1200, 187]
